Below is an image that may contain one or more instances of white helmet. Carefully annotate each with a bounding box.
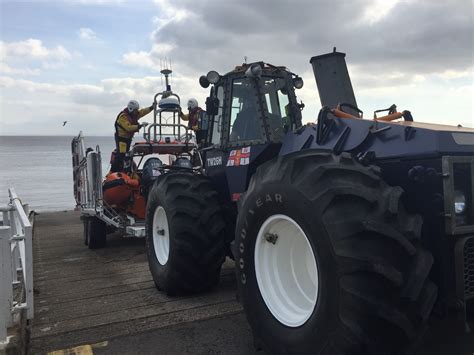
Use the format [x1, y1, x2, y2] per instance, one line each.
[127, 100, 140, 113]
[187, 98, 198, 110]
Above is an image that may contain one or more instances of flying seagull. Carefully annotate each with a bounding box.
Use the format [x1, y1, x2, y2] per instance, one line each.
[62, 121, 67, 126]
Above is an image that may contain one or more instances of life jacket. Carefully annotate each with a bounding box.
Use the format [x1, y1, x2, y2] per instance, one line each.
[115, 109, 139, 139]
[103, 172, 140, 205]
[188, 107, 204, 129]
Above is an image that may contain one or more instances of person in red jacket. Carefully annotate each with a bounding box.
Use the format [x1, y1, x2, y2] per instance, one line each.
[180, 98, 207, 144]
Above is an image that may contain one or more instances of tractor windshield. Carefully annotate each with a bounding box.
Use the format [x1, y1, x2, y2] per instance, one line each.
[229, 78, 263, 143]
[228, 76, 293, 144]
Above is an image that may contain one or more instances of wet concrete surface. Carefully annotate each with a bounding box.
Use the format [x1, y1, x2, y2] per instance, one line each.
[30, 211, 473, 354]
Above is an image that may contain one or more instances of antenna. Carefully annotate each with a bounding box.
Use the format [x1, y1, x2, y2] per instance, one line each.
[160, 57, 172, 92]
[160, 59, 163, 86]
[244, 56, 247, 64]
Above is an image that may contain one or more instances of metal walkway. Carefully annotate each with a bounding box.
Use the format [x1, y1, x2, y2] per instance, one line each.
[29, 211, 252, 354]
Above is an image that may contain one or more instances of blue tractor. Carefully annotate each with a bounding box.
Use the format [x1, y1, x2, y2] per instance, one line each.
[145, 51, 474, 354]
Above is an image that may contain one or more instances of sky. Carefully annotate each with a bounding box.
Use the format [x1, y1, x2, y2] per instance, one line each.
[0, 0, 473, 136]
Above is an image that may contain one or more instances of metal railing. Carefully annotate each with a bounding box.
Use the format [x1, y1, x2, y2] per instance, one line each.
[71, 132, 122, 228]
[72, 131, 90, 209]
[0, 189, 33, 345]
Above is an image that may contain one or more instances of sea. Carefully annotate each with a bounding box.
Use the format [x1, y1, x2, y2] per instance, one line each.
[0, 136, 115, 212]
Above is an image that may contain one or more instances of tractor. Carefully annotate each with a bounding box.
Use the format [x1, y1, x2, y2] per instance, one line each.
[144, 51, 474, 354]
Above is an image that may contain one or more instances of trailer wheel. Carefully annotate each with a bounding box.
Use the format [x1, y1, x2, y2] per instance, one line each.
[146, 172, 226, 295]
[88, 217, 106, 249]
[235, 151, 438, 355]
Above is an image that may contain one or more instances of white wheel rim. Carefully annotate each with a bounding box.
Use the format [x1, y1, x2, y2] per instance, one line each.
[152, 206, 170, 265]
[254, 214, 319, 327]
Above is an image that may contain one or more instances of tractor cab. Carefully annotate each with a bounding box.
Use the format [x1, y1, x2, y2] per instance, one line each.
[199, 62, 305, 201]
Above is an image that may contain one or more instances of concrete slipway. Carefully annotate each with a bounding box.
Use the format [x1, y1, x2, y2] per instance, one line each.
[29, 211, 473, 354]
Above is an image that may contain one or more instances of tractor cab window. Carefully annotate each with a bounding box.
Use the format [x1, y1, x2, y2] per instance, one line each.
[260, 77, 291, 142]
[278, 90, 289, 118]
[229, 78, 264, 143]
[209, 85, 224, 146]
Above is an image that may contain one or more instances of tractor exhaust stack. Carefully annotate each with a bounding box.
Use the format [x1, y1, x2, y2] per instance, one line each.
[310, 48, 359, 117]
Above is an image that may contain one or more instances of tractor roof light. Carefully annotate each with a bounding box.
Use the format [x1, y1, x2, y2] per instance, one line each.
[199, 75, 210, 88]
[293, 76, 304, 89]
[245, 63, 262, 78]
[206, 71, 220, 84]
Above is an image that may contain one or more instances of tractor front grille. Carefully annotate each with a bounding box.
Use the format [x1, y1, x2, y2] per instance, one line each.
[465, 237, 474, 299]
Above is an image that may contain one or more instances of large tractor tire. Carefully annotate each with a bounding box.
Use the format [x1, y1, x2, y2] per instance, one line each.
[146, 172, 226, 295]
[87, 217, 106, 249]
[235, 151, 438, 355]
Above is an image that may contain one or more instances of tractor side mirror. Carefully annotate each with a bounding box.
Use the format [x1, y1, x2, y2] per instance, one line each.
[205, 96, 219, 116]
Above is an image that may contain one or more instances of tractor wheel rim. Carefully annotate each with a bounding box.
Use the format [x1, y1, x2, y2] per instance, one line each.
[152, 206, 170, 265]
[254, 214, 319, 327]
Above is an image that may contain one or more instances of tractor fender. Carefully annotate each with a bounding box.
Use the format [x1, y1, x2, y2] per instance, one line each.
[280, 118, 474, 159]
[279, 118, 373, 156]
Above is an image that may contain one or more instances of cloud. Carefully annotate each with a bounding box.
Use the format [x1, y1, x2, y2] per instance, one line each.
[78, 0, 125, 3]
[0, 75, 121, 135]
[0, 0, 472, 136]
[121, 43, 175, 70]
[140, 0, 472, 80]
[0, 74, 204, 135]
[0, 63, 40, 76]
[151, 0, 190, 33]
[127, 0, 471, 127]
[77, 28, 98, 41]
[436, 69, 474, 80]
[0, 39, 73, 76]
[362, 0, 405, 23]
[0, 39, 72, 61]
[63, 0, 127, 4]
[122, 51, 156, 69]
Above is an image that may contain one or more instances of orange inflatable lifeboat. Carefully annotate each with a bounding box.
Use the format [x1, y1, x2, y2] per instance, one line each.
[103, 172, 140, 206]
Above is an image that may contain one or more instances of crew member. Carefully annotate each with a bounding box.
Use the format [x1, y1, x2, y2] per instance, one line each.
[180, 98, 207, 144]
[112, 99, 155, 172]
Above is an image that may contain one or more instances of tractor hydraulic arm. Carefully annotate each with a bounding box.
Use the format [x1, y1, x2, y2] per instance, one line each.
[373, 104, 413, 122]
[375, 110, 413, 122]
